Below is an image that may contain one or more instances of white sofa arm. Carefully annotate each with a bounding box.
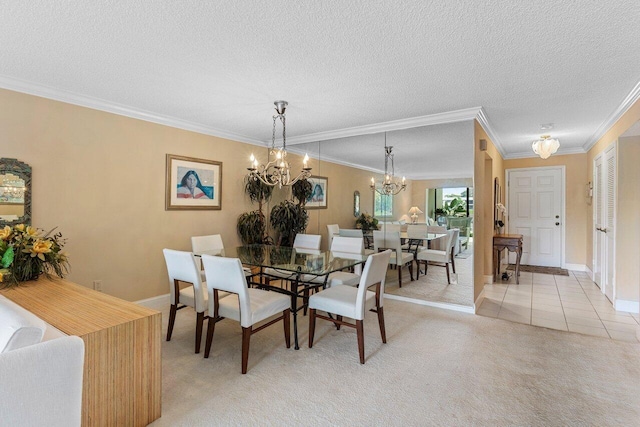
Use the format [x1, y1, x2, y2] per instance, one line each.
[0, 335, 85, 427]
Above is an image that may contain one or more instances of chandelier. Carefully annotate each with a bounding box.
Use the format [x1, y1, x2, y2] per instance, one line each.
[532, 134, 560, 159]
[370, 134, 406, 196]
[248, 100, 311, 188]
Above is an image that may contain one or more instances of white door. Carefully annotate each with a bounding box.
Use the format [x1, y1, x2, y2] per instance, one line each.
[507, 168, 563, 267]
[593, 155, 604, 287]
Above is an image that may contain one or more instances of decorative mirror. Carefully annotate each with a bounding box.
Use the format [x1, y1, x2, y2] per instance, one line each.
[353, 190, 360, 217]
[0, 158, 31, 226]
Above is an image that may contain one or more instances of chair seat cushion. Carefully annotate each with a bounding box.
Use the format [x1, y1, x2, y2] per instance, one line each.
[416, 248, 448, 263]
[263, 267, 296, 280]
[178, 285, 208, 309]
[218, 288, 290, 325]
[390, 251, 414, 266]
[308, 285, 375, 320]
[327, 271, 360, 287]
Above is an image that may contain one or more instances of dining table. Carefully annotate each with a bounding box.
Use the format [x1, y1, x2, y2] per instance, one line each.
[198, 244, 367, 350]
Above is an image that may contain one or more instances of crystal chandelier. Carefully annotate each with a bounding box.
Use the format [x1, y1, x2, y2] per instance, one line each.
[532, 134, 560, 159]
[248, 100, 311, 188]
[370, 134, 406, 196]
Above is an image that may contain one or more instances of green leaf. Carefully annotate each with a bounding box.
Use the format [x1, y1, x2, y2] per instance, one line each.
[1, 246, 14, 268]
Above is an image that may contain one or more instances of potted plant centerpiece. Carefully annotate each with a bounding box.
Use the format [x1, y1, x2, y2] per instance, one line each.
[0, 224, 69, 286]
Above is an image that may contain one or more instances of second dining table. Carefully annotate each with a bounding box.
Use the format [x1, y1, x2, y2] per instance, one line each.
[211, 244, 368, 350]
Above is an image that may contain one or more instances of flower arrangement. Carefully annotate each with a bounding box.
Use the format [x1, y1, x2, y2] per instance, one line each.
[355, 212, 379, 231]
[0, 224, 69, 286]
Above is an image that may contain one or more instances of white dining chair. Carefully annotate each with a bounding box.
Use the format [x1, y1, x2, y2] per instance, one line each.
[373, 230, 414, 287]
[327, 224, 340, 248]
[191, 234, 253, 279]
[427, 225, 448, 251]
[163, 248, 223, 354]
[415, 228, 459, 284]
[307, 236, 364, 288]
[308, 249, 392, 364]
[201, 255, 291, 374]
[338, 229, 375, 255]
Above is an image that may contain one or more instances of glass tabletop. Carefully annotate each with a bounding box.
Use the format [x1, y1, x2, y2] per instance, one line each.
[221, 245, 367, 275]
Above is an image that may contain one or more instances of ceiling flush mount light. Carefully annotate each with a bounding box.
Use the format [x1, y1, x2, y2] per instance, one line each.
[248, 100, 311, 188]
[370, 133, 406, 196]
[531, 134, 560, 159]
[408, 206, 423, 223]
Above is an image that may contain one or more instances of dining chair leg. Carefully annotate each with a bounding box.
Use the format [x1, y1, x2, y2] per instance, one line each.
[166, 304, 177, 341]
[408, 261, 414, 281]
[204, 316, 217, 358]
[241, 326, 252, 374]
[377, 307, 387, 343]
[445, 264, 451, 284]
[308, 309, 316, 348]
[397, 266, 402, 288]
[283, 309, 291, 348]
[195, 311, 204, 354]
[451, 247, 456, 274]
[356, 320, 365, 364]
[336, 315, 343, 330]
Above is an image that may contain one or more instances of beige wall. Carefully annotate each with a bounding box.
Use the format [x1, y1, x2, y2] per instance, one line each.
[473, 121, 504, 303]
[0, 88, 391, 300]
[503, 153, 588, 266]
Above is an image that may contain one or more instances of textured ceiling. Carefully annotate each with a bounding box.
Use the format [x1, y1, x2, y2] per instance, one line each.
[1, 1, 639, 178]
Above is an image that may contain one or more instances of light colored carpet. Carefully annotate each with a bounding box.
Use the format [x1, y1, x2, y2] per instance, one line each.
[385, 254, 474, 306]
[150, 299, 640, 426]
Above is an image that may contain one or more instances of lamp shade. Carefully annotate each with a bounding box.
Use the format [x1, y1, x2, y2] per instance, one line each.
[532, 135, 560, 159]
[408, 206, 423, 215]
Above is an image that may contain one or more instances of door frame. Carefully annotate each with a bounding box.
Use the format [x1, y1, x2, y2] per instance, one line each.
[505, 166, 566, 269]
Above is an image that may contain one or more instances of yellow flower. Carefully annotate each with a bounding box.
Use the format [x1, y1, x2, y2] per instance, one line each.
[26, 226, 39, 237]
[14, 224, 25, 232]
[30, 239, 53, 261]
[0, 226, 11, 241]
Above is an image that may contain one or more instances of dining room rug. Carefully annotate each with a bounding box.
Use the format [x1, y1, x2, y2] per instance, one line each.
[507, 264, 569, 276]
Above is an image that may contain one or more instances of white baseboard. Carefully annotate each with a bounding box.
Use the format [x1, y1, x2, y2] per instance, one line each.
[564, 263, 586, 272]
[585, 265, 594, 280]
[474, 287, 486, 313]
[384, 294, 475, 314]
[614, 299, 639, 314]
[135, 293, 169, 311]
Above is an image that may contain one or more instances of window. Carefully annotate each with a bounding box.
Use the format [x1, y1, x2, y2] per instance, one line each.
[374, 193, 393, 217]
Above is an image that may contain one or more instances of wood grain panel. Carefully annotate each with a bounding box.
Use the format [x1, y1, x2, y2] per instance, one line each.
[0, 277, 161, 426]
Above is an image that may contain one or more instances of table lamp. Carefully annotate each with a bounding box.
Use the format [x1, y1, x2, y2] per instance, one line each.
[408, 206, 423, 224]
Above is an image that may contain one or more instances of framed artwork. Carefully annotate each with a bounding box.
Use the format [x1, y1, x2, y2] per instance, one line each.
[165, 154, 222, 210]
[305, 176, 328, 209]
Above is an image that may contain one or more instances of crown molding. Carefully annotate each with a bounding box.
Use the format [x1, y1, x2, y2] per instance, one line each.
[583, 79, 640, 152]
[282, 107, 482, 145]
[0, 74, 266, 147]
[503, 146, 587, 160]
[475, 107, 506, 158]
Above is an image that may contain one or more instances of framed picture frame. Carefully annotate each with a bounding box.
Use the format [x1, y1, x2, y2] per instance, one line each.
[305, 176, 328, 209]
[165, 154, 222, 210]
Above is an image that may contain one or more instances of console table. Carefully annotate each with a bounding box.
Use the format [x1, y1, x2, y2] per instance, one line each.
[0, 277, 162, 426]
[493, 234, 523, 284]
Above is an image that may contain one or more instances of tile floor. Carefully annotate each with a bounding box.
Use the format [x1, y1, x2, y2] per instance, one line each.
[478, 270, 640, 342]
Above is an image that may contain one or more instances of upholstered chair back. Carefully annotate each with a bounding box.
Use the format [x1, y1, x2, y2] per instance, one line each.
[163, 248, 207, 313]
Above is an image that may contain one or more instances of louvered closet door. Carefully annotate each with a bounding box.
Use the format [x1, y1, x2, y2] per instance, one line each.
[593, 155, 604, 288]
[604, 145, 616, 302]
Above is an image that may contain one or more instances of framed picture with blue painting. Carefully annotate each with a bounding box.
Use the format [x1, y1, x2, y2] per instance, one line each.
[165, 154, 222, 210]
[305, 176, 328, 209]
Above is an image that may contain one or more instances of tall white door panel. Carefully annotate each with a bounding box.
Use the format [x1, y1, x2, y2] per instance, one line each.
[507, 168, 563, 267]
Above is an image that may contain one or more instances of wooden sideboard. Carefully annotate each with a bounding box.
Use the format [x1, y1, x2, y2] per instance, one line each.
[0, 277, 162, 426]
[493, 234, 523, 284]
